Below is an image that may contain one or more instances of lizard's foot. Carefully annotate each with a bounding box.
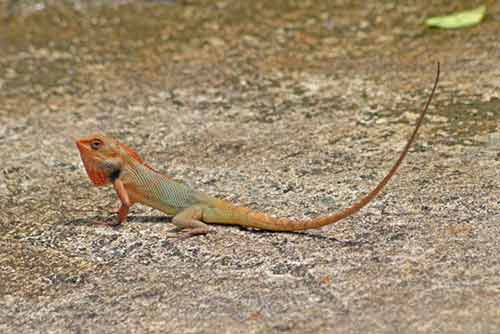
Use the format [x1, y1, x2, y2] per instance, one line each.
[90, 217, 122, 227]
[166, 228, 215, 241]
[105, 209, 120, 215]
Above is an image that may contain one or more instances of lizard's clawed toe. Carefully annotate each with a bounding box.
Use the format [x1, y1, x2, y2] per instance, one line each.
[90, 219, 122, 227]
[166, 228, 214, 241]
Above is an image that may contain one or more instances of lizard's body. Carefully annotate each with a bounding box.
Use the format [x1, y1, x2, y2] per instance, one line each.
[121, 163, 251, 225]
[120, 163, 237, 223]
[76, 64, 439, 238]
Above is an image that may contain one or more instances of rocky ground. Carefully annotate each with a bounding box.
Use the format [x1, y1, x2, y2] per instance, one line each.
[0, 1, 499, 333]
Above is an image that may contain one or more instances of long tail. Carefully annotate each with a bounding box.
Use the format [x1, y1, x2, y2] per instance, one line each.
[234, 62, 440, 231]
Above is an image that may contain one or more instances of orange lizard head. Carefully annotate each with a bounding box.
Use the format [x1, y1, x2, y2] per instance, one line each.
[76, 133, 145, 186]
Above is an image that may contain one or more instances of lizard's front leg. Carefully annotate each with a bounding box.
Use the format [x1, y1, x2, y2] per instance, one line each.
[93, 179, 131, 226]
[168, 205, 213, 240]
[111, 179, 131, 225]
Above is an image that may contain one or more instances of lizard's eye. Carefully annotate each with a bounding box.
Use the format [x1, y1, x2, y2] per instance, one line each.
[90, 139, 103, 150]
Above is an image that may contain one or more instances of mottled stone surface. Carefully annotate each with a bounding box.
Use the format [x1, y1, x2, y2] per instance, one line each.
[0, 1, 499, 333]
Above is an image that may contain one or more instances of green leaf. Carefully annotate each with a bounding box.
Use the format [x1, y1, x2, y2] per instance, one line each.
[425, 5, 486, 29]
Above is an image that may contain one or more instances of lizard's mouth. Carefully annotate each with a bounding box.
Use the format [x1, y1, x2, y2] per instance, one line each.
[75, 140, 85, 152]
[76, 140, 110, 186]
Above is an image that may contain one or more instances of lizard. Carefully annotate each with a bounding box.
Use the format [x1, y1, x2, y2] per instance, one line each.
[76, 63, 439, 239]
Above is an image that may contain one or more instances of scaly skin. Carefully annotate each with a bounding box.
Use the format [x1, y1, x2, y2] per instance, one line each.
[76, 63, 440, 238]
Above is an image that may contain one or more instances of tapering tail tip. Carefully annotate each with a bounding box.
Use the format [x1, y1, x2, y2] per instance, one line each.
[436, 61, 441, 84]
[237, 61, 441, 232]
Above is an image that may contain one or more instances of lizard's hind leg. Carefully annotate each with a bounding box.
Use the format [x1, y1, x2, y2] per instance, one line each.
[168, 205, 213, 240]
